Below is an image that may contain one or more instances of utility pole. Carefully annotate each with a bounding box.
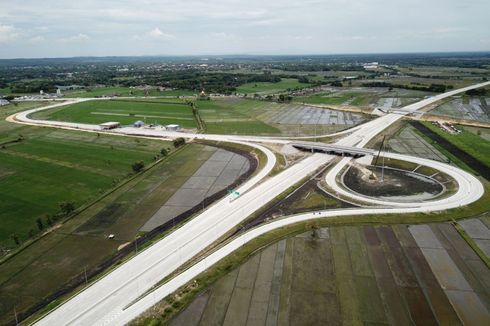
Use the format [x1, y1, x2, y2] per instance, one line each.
[84, 266, 88, 286]
[374, 135, 386, 166]
[381, 148, 385, 183]
[14, 307, 19, 326]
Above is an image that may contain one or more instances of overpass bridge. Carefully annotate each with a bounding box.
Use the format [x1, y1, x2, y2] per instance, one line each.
[291, 142, 375, 158]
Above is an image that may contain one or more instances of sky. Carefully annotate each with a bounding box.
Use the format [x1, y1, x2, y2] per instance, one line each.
[0, 0, 489, 59]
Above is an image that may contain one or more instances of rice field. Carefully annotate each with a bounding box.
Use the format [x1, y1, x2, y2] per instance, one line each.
[170, 222, 490, 325]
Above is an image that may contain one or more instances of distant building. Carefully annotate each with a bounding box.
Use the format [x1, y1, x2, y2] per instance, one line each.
[100, 122, 121, 130]
[133, 120, 145, 128]
[363, 62, 379, 70]
[55, 85, 85, 91]
[0, 99, 10, 106]
[198, 90, 210, 100]
[165, 124, 181, 131]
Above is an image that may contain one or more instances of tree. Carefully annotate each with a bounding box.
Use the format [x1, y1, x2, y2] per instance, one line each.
[297, 76, 309, 83]
[36, 217, 44, 231]
[11, 234, 20, 246]
[60, 201, 75, 215]
[132, 160, 145, 173]
[173, 138, 186, 148]
[160, 148, 168, 156]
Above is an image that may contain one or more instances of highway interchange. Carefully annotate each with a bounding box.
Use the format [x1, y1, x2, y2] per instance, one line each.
[7, 81, 490, 325]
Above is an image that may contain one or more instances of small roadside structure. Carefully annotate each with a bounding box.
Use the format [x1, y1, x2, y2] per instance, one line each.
[0, 99, 10, 106]
[133, 120, 145, 128]
[165, 124, 181, 131]
[100, 121, 121, 130]
[198, 90, 210, 100]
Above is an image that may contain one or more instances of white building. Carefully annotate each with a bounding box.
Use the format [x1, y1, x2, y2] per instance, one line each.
[363, 62, 379, 70]
[0, 99, 10, 106]
[165, 124, 181, 131]
[100, 122, 121, 130]
[133, 120, 145, 128]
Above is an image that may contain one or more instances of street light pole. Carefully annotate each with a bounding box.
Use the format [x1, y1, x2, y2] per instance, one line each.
[14, 307, 19, 326]
[84, 266, 88, 286]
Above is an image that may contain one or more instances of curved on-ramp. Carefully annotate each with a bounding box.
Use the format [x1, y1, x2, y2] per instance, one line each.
[6, 81, 488, 325]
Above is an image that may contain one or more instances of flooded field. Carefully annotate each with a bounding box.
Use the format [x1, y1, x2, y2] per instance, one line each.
[170, 222, 490, 325]
[141, 147, 250, 231]
[258, 105, 365, 126]
[388, 125, 448, 161]
[431, 97, 490, 123]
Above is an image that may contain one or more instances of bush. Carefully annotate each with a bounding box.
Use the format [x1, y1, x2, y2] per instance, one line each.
[11, 234, 20, 246]
[59, 201, 75, 215]
[36, 218, 44, 231]
[160, 148, 168, 156]
[132, 160, 145, 173]
[173, 138, 186, 148]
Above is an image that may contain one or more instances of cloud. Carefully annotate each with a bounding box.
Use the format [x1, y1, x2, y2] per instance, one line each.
[0, 0, 489, 57]
[147, 28, 174, 40]
[28, 35, 45, 43]
[291, 35, 313, 41]
[61, 33, 90, 42]
[433, 27, 468, 34]
[0, 24, 20, 43]
[210, 32, 238, 41]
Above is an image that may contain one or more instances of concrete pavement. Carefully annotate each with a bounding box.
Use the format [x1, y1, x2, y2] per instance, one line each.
[6, 81, 488, 325]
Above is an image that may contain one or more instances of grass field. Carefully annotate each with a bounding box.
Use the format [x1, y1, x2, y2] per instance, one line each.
[0, 127, 172, 247]
[196, 99, 281, 135]
[0, 101, 183, 246]
[236, 78, 311, 95]
[197, 98, 365, 136]
[464, 125, 490, 142]
[29, 96, 367, 136]
[65, 86, 196, 98]
[30, 98, 281, 135]
[32, 99, 198, 128]
[0, 87, 11, 95]
[0, 142, 223, 324]
[421, 122, 490, 168]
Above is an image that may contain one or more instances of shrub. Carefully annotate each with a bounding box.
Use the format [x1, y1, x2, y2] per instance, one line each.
[132, 160, 145, 173]
[59, 201, 75, 215]
[173, 138, 186, 148]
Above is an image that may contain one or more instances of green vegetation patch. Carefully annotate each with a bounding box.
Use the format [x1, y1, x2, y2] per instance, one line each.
[237, 78, 310, 95]
[196, 99, 281, 135]
[33, 99, 197, 128]
[422, 123, 490, 169]
[0, 129, 170, 246]
[67, 86, 195, 98]
[0, 143, 220, 325]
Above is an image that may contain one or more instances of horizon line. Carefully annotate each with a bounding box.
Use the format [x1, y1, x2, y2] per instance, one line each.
[1, 50, 490, 61]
